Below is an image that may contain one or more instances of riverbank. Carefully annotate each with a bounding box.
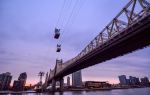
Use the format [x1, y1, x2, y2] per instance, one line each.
[1, 87, 150, 95]
[62, 88, 112, 91]
[0, 90, 36, 94]
[1, 87, 150, 94]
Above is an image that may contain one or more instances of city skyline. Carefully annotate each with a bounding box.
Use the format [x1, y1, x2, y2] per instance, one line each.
[1, 71, 150, 88]
[0, 0, 150, 86]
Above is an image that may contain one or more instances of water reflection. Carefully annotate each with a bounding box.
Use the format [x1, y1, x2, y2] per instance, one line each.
[6, 87, 150, 95]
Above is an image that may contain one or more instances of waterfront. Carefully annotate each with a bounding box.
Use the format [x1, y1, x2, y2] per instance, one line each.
[5, 87, 150, 95]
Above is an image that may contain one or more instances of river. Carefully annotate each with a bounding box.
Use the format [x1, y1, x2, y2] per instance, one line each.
[7, 87, 150, 95]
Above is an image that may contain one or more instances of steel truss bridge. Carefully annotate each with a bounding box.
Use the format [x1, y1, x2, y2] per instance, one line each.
[43, 0, 150, 91]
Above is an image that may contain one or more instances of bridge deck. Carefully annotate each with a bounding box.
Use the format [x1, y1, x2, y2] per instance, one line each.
[53, 14, 150, 80]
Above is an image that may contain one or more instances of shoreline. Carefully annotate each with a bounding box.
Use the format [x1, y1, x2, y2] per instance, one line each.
[0, 87, 150, 94]
[0, 91, 36, 94]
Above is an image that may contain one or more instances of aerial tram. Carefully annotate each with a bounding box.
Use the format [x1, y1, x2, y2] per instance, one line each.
[56, 44, 61, 52]
[54, 28, 60, 39]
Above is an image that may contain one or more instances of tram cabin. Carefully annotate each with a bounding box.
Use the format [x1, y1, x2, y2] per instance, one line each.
[54, 28, 60, 39]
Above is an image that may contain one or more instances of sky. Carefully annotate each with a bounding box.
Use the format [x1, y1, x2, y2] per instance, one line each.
[0, 0, 150, 86]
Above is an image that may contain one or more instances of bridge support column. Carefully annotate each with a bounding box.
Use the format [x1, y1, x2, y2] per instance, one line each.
[52, 79, 56, 91]
[59, 78, 64, 91]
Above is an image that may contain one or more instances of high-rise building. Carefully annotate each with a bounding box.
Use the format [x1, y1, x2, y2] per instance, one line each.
[13, 80, 22, 91]
[13, 72, 27, 91]
[126, 79, 130, 85]
[72, 70, 82, 87]
[135, 77, 140, 85]
[118, 75, 127, 85]
[18, 72, 27, 81]
[141, 77, 149, 85]
[0, 72, 12, 90]
[67, 76, 70, 86]
[129, 76, 140, 85]
[129, 76, 136, 85]
[18, 72, 27, 90]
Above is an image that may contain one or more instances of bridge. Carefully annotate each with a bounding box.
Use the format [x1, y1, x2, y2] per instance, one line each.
[44, 0, 150, 91]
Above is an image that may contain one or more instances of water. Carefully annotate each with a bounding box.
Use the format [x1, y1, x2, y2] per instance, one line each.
[8, 88, 150, 95]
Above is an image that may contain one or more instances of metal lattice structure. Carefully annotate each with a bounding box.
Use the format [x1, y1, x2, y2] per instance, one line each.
[73, 0, 149, 62]
[47, 0, 150, 82]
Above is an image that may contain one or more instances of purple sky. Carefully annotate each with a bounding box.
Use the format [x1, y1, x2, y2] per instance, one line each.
[0, 0, 150, 85]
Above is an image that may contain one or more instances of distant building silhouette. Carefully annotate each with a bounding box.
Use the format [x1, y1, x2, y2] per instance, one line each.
[141, 77, 149, 86]
[118, 75, 128, 85]
[129, 76, 140, 85]
[119, 75, 149, 86]
[0, 72, 12, 90]
[13, 72, 27, 91]
[67, 76, 70, 86]
[84, 81, 111, 88]
[126, 79, 130, 85]
[72, 70, 82, 87]
[13, 80, 22, 91]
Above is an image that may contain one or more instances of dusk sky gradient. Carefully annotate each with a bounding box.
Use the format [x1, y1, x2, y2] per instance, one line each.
[0, 0, 150, 85]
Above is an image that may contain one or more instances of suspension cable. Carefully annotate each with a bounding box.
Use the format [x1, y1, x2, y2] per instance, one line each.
[55, 0, 67, 27]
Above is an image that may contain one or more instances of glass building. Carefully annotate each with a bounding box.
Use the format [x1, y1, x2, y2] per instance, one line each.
[0, 72, 12, 90]
[72, 70, 82, 87]
[118, 75, 127, 85]
[13, 72, 27, 91]
[67, 76, 70, 86]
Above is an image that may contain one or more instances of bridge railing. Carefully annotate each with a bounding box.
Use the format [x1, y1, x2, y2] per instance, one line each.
[53, 0, 150, 78]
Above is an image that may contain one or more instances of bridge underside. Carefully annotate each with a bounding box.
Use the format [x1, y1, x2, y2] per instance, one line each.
[48, 14, 150, 83]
